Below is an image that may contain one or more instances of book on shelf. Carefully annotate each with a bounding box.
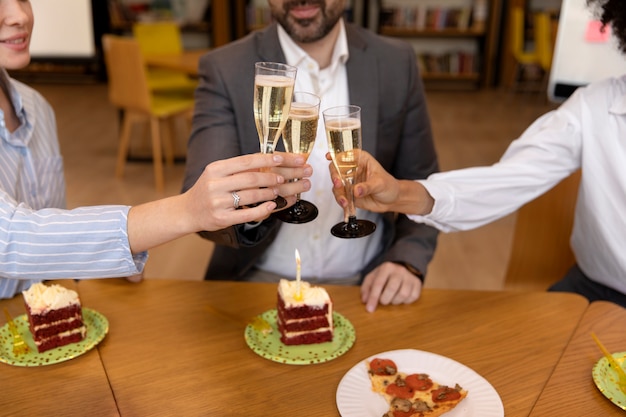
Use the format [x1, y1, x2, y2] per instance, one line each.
[381, 5, 473, 31]
[417, 51, 477, 76]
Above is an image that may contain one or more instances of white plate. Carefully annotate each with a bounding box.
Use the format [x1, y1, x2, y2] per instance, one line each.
[336, 349, 503, 417]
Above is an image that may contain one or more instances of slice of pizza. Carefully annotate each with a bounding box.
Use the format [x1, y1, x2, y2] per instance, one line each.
[367, 358, 468, 417]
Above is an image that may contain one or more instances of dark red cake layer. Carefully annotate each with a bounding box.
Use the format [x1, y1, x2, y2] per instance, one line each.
[30, 316, 84, 338]
[280, 330, 333, 345]
[25, 303, 82, 326]
[277, 312, 330, 332]
[24, 301, 86, 353]
[277, 296, 329, 320]
[36, 331, 85, 353]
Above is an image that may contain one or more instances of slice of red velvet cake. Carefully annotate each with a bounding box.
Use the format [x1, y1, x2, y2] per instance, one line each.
[22, 283, 87, 353]
[277, 279, 333, 345]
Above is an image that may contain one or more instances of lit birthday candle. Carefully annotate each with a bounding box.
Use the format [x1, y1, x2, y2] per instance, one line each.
[295, 248, 302, 301]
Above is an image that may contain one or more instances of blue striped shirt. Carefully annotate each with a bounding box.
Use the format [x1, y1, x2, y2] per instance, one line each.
[0, 73, 146, 299]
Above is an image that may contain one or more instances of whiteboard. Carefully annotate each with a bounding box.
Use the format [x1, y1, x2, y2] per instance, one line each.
[29, 0, 95, 58]
[548, 0, 626, 102]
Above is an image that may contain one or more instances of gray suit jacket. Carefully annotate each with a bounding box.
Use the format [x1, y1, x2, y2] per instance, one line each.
[182, 22, 439, 282]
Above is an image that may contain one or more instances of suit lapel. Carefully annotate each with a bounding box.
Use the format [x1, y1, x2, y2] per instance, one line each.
[346, 25, 378, 155]
[256, 23, 287, 63]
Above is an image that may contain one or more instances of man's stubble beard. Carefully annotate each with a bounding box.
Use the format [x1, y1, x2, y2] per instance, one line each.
[272, 0, 344, 43]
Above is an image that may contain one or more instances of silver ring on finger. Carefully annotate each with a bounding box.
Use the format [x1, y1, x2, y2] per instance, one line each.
[232, 191, 241, 209]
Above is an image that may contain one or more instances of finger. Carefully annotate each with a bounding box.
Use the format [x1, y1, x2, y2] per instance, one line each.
[389, 277, 415, 305]
[273, 151, 307, 167]
[230, 188, 279, 209]
[230, 201, 278, 224]
[204, 153, 278, 177]
[216, 170, 284, 198]
[328, 162, 343, 189]
[276, 179, 311, 198]
[378, 277, 402, 305]
[362, 274, 387, 313]
[208, 153, 307, 179]
[330, 176, 348, 208]
[353, 179, 378, 199]
[272, 164, 313, 181]
[395, 277, 421, 305]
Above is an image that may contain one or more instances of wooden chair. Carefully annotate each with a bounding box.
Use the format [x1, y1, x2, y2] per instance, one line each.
[504, 170, 581, 291]
[101, 34, 195, 192]
[132, 21, 198, 93]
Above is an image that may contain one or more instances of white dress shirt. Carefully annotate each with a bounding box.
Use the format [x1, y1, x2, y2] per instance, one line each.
[0, 74, 146, 299]
[410, 75, 626, 293]
[256, 21, 384, 280]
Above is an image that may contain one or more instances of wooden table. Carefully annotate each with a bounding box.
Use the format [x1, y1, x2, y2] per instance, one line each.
[143, 49, 209, 77]
[529, 300, 626, 416]
[0, 280, 119, 416]
[0, 280, 591, 416]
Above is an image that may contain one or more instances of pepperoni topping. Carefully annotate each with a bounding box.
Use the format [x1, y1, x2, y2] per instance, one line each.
[431, 385, 462, 403]
[385, 382, 414, 400]
[369, 358, 398, 376]
[405, 373, 433, 391]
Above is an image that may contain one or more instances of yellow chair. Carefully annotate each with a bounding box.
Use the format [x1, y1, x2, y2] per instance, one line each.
[132, 21, 198, 93]
[509, 8, 554, 93]
[504, 170, 581, 291]
[534, 12, 554, 75]
[510, 7, 541, 90]
[102, 34, 195, 192]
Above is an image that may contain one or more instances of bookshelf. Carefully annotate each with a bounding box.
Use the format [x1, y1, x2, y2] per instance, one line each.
[377, 0, 503, 89]
[235, 0, 502, 89]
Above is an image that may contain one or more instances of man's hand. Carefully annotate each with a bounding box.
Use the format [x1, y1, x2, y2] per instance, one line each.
[360, 261, 423, 312]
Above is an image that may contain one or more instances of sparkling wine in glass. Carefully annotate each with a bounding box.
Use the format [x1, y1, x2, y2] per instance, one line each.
[253, 62, 297, 210]
[276, 92, 320, 224]
[323, 105, 376, 238]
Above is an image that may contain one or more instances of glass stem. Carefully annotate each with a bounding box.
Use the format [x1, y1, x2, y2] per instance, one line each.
[344, 178, 356, 223]
[292, 178, 301, 203]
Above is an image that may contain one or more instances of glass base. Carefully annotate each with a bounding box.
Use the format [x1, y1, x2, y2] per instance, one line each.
[275, 200, 318, 224]
[273, 195, 288, 211]
[331, 216, 376, 239]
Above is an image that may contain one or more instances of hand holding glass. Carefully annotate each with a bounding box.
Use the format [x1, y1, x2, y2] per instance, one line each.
[276, 92, 321, 224]
[323, 105, 376, 238]
[253, 62, 297, 210]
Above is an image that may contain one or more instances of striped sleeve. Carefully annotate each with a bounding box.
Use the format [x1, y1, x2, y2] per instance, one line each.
[0, 191, 147, 298]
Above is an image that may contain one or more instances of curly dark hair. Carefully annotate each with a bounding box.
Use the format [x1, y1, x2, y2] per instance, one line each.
[587, 0, 626, 53]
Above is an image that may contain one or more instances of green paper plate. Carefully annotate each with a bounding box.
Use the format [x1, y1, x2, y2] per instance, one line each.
[592, 350, 626, 410]
[0, 308, 109, 367]
[244, 309, 355, 365]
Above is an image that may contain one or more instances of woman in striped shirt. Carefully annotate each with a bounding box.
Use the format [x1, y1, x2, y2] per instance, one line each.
[0, 0, 311, 298]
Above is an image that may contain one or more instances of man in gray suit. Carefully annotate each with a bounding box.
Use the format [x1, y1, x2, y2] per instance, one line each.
[182, 0, 439, 312]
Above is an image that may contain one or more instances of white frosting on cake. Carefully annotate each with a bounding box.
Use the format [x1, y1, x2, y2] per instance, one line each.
[278, 279, 330, 307]
[22, 283, 80, 314]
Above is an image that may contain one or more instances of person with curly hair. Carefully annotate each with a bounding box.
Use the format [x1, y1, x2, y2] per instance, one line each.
[329, 0, 626, 307]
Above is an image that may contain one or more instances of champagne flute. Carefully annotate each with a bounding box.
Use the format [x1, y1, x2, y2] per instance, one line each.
[276, 92, 320, 224]
[323, 105, 376, 238]
[253, 62, 297, 210]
